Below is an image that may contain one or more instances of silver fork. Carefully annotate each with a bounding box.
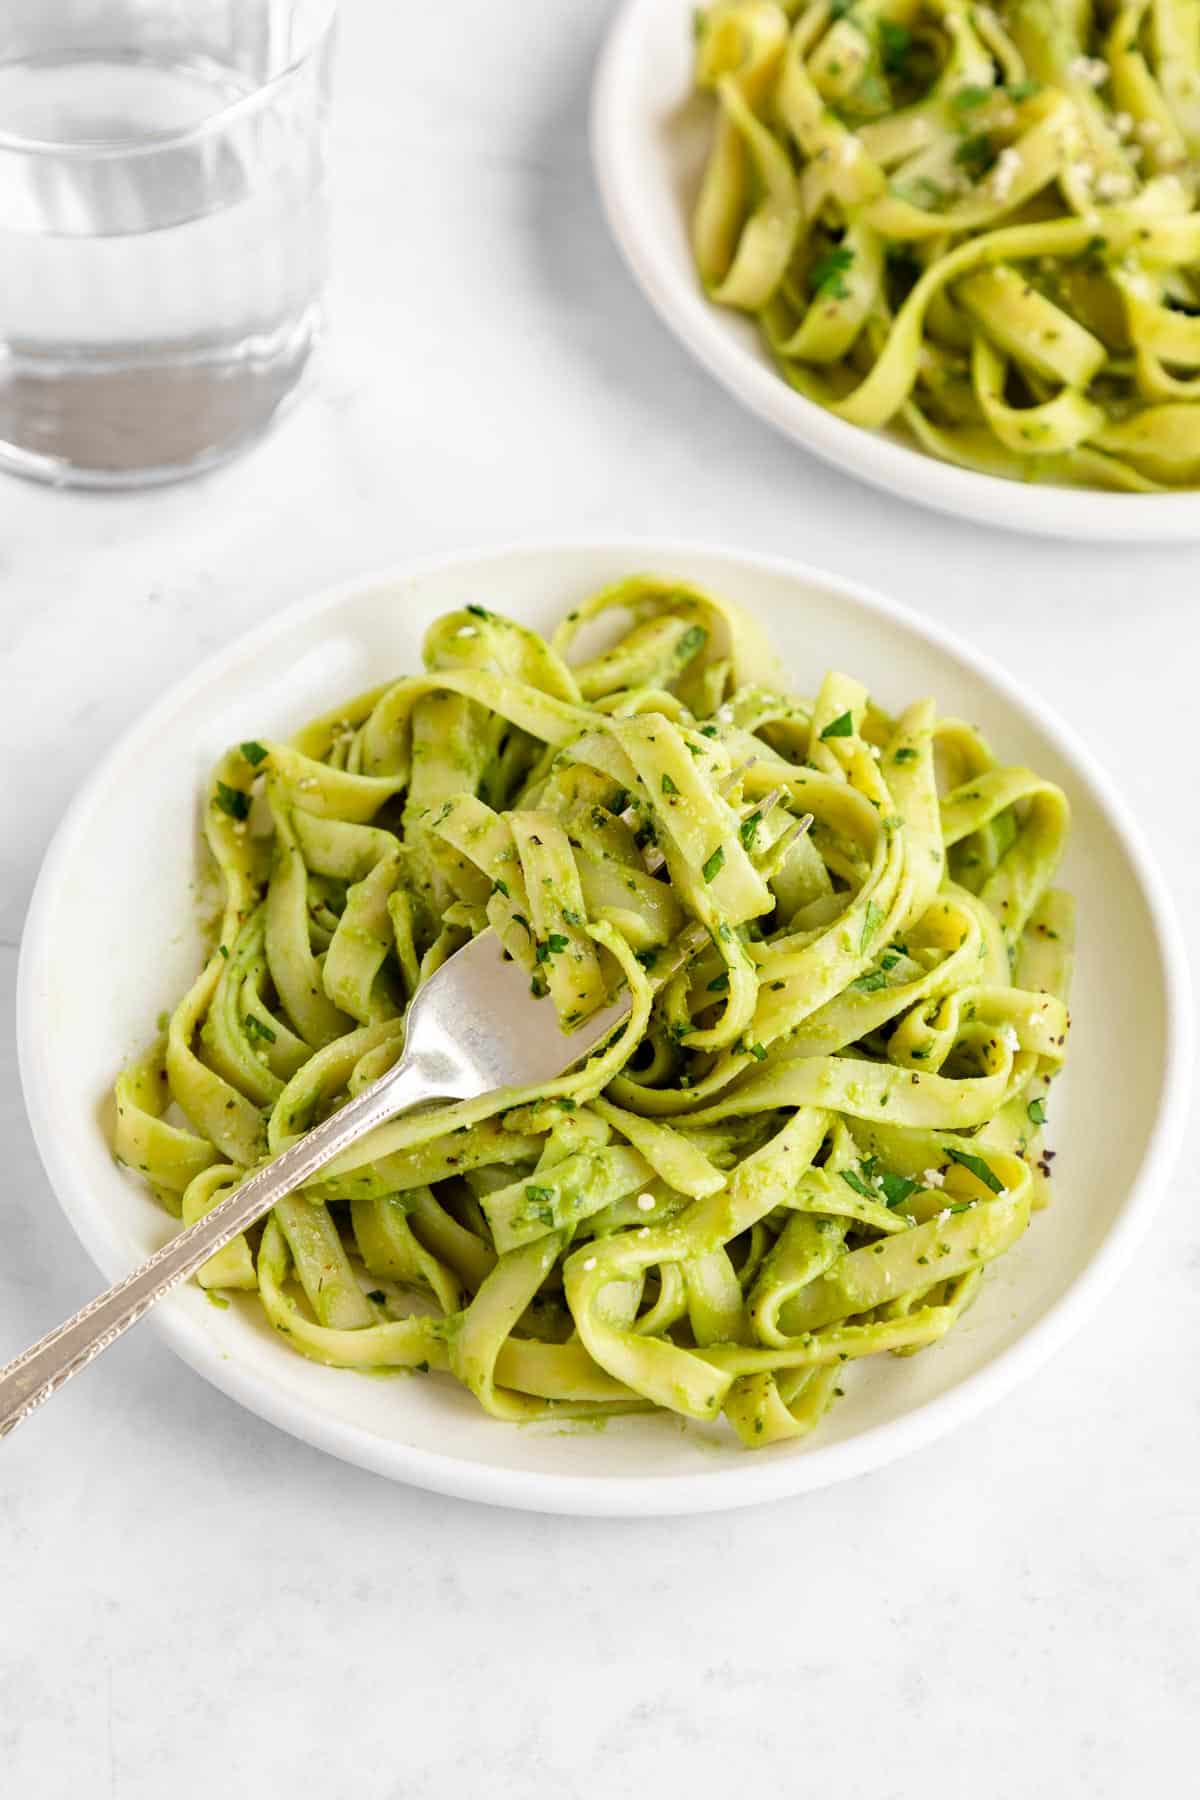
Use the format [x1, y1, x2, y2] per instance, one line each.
[0, 929, 638, 1439]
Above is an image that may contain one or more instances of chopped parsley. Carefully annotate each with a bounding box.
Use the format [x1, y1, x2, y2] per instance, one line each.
[739, 811, 761, 851]
[952, 83, 992, 111]
[244, 1014, 276, 1044]
[860, 900, 884, 953]
[702, 845, 725, 883]
[677, 625, 707, 661]
[240, 740, 268, 766]
[819, 710, 854, 740]
[808, 245, 855, 301]
[1027, 1097, 1047, 1125]
[851, 970, 887, 993]
[747, 1041, 768, 1061]
[465, 603, 491, 620]
[840, 1169, 875, 1199]
[893, 746, 918, 763]
[945, 1146, 1005, 1194]
[493, 877, 510, 898]
[707, 972, 730, 993]
[523, 1185, 556, 1225]
[214, 781, 250, 821]
[661, 773, 679, 796]
[699, 724, 719, 738]
[879, 1171, 919, 1209]
[635, 948, 658, 970]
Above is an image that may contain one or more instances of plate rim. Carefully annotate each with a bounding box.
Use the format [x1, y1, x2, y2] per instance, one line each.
[591, 0, 1200, 544]
[17, 536, 1195, 1514]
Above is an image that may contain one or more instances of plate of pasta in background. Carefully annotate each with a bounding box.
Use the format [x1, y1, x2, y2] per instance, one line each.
[17, 542, 1191, 1512]
[593, 0, 1200, 539]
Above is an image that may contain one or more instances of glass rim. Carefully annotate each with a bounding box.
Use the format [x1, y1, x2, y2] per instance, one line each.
[0, 0, 337, 160]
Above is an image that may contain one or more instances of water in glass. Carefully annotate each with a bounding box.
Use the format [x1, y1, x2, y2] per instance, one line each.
[0, 2, 334, 486]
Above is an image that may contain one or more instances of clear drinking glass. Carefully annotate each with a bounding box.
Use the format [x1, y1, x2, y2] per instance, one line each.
[0, 0, 336, 487]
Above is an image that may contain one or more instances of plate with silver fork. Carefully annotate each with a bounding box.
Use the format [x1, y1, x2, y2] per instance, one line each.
[15, 541, 1190, 1513]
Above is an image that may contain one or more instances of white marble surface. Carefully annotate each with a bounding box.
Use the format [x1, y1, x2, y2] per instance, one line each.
[2, 2, 1198, 1792]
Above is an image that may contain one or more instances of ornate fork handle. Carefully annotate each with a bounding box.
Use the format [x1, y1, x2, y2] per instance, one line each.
[0, 1057, 441, 1439]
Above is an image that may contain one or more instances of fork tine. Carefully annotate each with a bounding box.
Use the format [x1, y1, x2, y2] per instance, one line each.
[719, 758, 757, 796]
[759, 812, 814, 874]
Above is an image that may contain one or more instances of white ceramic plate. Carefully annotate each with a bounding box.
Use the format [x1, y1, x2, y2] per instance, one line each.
[592, 0, 1200, 543]
[18, 541, 1193, 1513]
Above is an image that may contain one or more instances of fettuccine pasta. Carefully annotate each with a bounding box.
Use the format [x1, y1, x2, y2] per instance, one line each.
[113, 577, 1072, 1448]
[692, 0, 1200, 490]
